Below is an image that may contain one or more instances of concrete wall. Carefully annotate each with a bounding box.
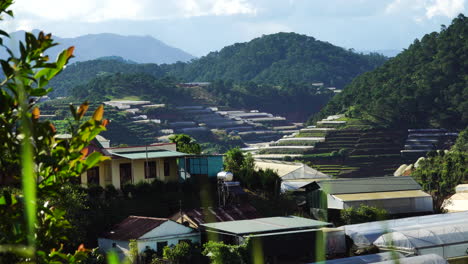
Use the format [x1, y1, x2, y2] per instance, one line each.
[98, 238, 129, 260]
[82, 157, 179, 189]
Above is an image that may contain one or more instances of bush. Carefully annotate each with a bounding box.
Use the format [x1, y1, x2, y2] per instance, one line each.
[340, 205, 388, 225]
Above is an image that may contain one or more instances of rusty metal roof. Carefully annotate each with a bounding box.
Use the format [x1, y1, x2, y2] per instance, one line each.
[170, 204, 261, 227]
[102, 216, 168, 240]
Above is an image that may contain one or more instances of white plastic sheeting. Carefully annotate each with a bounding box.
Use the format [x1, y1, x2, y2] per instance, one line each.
[374, 223, 468, 259]
[373, 254, 447, 264]
[308, 252, 404, 264]
[344, 211, 468, 246]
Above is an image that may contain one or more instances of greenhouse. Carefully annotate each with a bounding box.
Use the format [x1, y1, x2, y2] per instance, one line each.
[374, 223, 468, 259]
[373, 254, 447, 264]
[309, 252, 404, 264]
[343, 211, 468, 246]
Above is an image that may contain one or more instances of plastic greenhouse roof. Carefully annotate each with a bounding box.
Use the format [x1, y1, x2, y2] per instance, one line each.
[308, 252, 404, 264]
[343, 211, 468, 246]
[374, 223, 468, 251]
[373, 254, 447, 264]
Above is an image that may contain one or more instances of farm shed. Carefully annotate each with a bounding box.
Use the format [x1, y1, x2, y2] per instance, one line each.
[373, 254, 447, 264]
[201, 216, 331, 262]
[305, 177, 433, 219]
[98, 216, 200, 260]
[374, 223, 468, 260]
[308, 252, 404, 264]
[254, 159, 330, 192]
[344, 211, 468, 246]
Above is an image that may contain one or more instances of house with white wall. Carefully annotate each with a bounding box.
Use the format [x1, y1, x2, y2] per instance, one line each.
[98, 216, 200, 259]
[80, 141, 187, 189]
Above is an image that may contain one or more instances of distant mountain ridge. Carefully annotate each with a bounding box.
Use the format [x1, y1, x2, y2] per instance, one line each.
[2, 30, 195, 64]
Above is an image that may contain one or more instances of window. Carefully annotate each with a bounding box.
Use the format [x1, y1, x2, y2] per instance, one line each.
[112, 243, 116, 248]
[144, 161, 156, 179]
[164, 160, 170, 177]
[156, 241, 167, 256]
[87, 167, 100, 185]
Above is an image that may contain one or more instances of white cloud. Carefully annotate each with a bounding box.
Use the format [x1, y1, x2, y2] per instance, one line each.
[11, 0, 256, 23]
[385, 0, 466, 19]
[426, 0, 465, 18]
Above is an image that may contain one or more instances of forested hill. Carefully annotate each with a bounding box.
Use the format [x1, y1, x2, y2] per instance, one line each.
[48, 32, 387, 97]
[314, 14, 468, 129]
[166, 32, 387, 88]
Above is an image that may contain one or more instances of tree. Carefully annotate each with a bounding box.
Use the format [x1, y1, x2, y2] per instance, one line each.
[0, 2, 108, 262]
[340, 205, 388, 225]
[163, 242, 191, 264]
[169, 134, 201, 155]
[452, 127, 468, 152]
[203, 240, 251, 264]
[224, 148, 245, 176]
[412, 150, 467, 213]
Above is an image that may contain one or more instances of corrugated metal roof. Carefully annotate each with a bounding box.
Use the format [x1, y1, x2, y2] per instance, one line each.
[112, 150, 187, 160]
[102, 216, 168, 240]
[202, 216, 330, 235]
[333, 190, 431, 202]
[170, 204, 261, 227]
[313, 176, 422, 195]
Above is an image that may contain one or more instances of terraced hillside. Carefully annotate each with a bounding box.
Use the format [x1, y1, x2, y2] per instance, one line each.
[302, 129, 408, 177]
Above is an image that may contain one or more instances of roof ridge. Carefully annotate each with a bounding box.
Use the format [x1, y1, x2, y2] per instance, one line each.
[129, 215, 168, 221]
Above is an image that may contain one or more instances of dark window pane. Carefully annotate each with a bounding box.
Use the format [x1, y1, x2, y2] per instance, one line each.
[164, 160, 170, 177]
[87, 167, 100, 185]
[144, 161, 156, 179]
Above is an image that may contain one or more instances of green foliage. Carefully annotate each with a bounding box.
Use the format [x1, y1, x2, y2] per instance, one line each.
[128, 240, 138, 263]
[169, 134, 202, 154]
[412, 150, 468, 213]
[316, 15, 468, 129]
[340, 205, 389, 225]
[224, 148, 245, 176]
[452, 127, 468, 152]
[168, 33, 386, 88]
[0, 3, 109, 262]
[163, 242, 191, 263]
[203, 240, 250, 264]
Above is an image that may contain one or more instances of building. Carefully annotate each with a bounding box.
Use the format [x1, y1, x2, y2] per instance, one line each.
[343, 211, 468, 247]
[178, 155, 224, 180]
[80, 141, 187, 189]
[98, 216, 200, 259]
[305, 176, 433, 219]
[201, 216, 331, 262]
[374, 223, 468, 261]
[254, 159, 330, 192]
[170, 204, 261, 229]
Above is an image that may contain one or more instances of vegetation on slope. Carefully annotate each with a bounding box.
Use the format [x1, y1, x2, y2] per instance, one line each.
[315, 14, 468, 129]
[167, 32, 387, 88]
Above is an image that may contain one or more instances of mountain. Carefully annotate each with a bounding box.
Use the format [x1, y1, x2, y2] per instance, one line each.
[166, 32, 388, 88]
[314, 14, 468, 129]
[360, 49, 402, 57]
[2, 30, 195, 64]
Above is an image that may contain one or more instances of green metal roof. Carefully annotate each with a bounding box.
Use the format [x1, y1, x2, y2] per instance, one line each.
[112, 150, 187, 160]
[312, 176, 422, 195]
[201, 216, 330, 235]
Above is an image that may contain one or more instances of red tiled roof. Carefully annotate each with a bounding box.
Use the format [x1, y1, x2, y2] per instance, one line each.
[171, 204, 261, 227]
[102, 216, 168, 240]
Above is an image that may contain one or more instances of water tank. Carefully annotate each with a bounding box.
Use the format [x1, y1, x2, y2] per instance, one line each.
[217, 171, 234, 181]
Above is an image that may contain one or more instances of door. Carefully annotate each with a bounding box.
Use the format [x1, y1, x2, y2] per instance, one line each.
[120, 163, 132, 188]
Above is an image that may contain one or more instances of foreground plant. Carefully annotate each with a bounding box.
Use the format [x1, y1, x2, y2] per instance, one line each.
[0, 2, 108, 263]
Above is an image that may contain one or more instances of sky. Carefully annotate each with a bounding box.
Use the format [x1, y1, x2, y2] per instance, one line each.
[4, 0, 467, 56]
